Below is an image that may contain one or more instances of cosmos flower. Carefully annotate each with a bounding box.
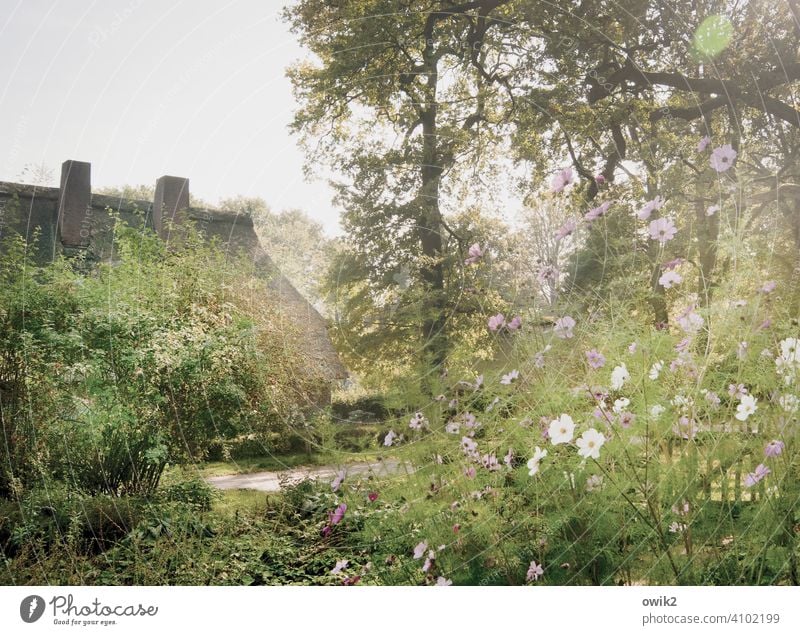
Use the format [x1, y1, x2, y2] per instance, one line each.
[409, 411, 428, 430]
[710, 144, 737, 172]
[637, 195, 665, 220]
[585, 200, 612, 222]
[764, 440, 784, 458]
[551, 167, 574, 193]
[586, 349, 606, 369]
[659, 270, 683, 288]
[500, 369, 520, 385]
[673, 416, 697, 440]
[488, 313, 506, 332]
[554, 315, 576, 339]
[555, 218, 578, 240]
[413, 541, 428, 559]
[436, 577, 452, 586]
[576, 428, 606, 459]
[368, 491, 379, 502]
[706, 204, 719, 216]
[329, 503, 347, 526]
[527, 446, 548, 476]
[735, 394, 758, 421]
[649, 360, 664, 380]
[331, 469, 345, 492]
[526, 560, 544, 582]
[507, 315, 523, 331]
[759, 280, 777, 294]
[548, 414, 576, 445]
[611, 364, 630, 390]
[384, 430, 397, 446]
[650, 404, 666, 418]
[648, 217, 678, 244]
[698, 135, 711, 152]
[331, 559, 349, 574]
[743, 463, 770, 488]
[464, 242, 484, 265]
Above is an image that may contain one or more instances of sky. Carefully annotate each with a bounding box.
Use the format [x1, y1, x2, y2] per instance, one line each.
[0, 0, 342, 234]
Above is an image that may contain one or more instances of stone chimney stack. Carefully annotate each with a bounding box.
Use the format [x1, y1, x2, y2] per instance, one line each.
[153, 175, 189, 239]
[57, 160, 92, 248]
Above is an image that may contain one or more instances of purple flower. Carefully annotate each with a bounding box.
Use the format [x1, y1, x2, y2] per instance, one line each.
[488, 313, 506, 332]
[743, 463, 770, 488]
[764, 440, 784, 458]
[595, 174, 606, 185]
[329, 503, 347, 526]
[526, 560, 544, 582]
[619, 412, 636, 428]
[728, 383, 748, 399]
[698, 135, 711, 152]
[585, 200, 612, 222]
[507, 315, 522, 331]
[464, 242, 484, 265]
[675, 337, 692, 352]
[662, 257, 685, 270]
[673, 416, 697, 440]
[648, 217, 678, 244]
[710, 144, 737, 172]
[555, 218, 577, 240]
[637, 195, 665, 221]
[585, 349, 606, 369]
[759, 280, 777, 294]
[551, 167, 573, 193]
[554, 315, 576, 339]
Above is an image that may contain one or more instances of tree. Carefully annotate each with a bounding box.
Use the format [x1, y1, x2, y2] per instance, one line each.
[286, 0, 515, 382]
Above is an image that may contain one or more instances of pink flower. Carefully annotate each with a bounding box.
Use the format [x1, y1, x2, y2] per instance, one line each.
[728, 383, 748, 399]
[585, 200, 612, 222]
[329, 503, 347, 526]
[507, 315, 522, 331]
[585, 349, 606, 369]
[436, 576, 452, 586]
[464, 242, 484, 265]
[648, 217, 677, 244]
[488, 313, 506, 332]
[413, 541, 428, 559]
[764, 440, 784, 458]
[555, 218, 577, 240]
[331, 559, 349, 574]
[698, 135, 711, 152]
[710, 144, 737, 172]
[331, 469, 345, 492]
[526, 560, 544, 582]
[637, 195, 665, 220]
[662, 257, 685, 270]
[759, 280, 777, 294]
[368, 491, 379, 502]
[551, 167, 574, 193]
[500, 369, 519, 385]
[554, 315, 576, 339]
[673, 416, 697, 440]
[743, 463, 770, 488]
[595, 174, 606, 185]
[628, 342, 638, 354]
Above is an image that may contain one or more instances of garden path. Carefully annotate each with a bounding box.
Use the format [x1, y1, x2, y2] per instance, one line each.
[206, 459, 407, 492]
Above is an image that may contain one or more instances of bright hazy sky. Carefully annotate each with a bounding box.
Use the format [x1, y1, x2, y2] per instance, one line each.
[0, 0, 341, 234]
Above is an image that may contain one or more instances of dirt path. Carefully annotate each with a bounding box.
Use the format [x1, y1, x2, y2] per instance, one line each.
[206, 459, 408, 492]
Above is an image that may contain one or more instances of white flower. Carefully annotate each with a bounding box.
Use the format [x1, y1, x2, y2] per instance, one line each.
[500, 369, 519, 385]
[612, 397, 630, 414]
[658, 270, 683, 288]
[553, 315, 576, 339]
[735, 394, 758, 421]
[778, 394, 799, 413]
[650, 404, 666, 418]
[576, 428, 606, 460]
[610, 364, 630, 390]
[331, 559, 349, 574]
[384, 430, 397, 446]
[548, 414, 575, 445]
[413, 541, 428, 559]
[435, 576, 452, 586]
[527, 446, 548, 476]
[648, 360, 664, 380]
